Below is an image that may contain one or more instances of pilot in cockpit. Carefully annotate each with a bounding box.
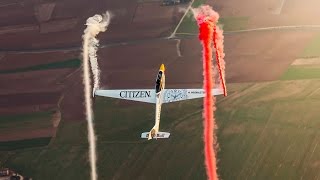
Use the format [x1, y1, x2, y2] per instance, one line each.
[155, 72, 163, 93]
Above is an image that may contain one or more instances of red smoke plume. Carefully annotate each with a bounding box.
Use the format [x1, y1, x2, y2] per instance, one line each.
[193, 5, 227, 180]
[213, 25, 227, 96]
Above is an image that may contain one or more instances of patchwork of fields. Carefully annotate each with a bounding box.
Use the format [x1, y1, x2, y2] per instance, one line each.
[3, 80, 320, 179]
[1, 0, 320, 179]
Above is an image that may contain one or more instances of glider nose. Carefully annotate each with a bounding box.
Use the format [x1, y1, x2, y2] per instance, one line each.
[160, 64, 165, 72]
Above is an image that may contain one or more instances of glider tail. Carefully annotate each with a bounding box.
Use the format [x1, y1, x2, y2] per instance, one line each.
[141, 128, 170, 140]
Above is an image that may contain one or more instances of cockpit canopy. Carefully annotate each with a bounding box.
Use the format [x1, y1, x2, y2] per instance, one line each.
[155, 71, 163, 93]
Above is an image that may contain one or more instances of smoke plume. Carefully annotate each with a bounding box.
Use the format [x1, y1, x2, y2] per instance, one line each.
[82, 11, 111, 180]
[192, 5, 227, 180]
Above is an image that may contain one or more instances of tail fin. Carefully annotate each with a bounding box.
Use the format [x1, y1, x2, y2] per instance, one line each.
[141, 131, 170, 140]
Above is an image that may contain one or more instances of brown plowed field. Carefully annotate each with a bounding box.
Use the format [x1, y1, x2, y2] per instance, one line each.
[0, 92, 60, 108]
[0, 127, 54, 142]
[0, 51, 80, 71]
[0, 0, 185, 50]
[0, 69, 75, 94]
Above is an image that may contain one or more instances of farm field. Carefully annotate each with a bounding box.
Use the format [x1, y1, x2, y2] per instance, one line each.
[1, 80, 320, 179]
[1, 0, 320, 179]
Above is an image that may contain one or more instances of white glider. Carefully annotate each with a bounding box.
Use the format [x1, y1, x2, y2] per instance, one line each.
[95, 64, 224, 140]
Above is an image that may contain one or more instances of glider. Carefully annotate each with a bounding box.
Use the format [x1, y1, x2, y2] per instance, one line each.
[95, 64, 223, 140]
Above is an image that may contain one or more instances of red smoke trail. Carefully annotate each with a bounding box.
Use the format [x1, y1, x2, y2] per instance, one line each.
[193, 5, 226, 180]
[213, 25, 227, 96]
[200, 21, 217, 180]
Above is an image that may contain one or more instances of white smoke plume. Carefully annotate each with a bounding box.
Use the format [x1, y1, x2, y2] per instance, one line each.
[84, 12, 111, 95]
[82, 11, 111, 180]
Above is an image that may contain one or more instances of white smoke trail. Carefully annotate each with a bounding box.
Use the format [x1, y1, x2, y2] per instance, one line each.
[82, 11, 111, 180]
[88, 38, 100, 94]
[85, 12, 111, 95]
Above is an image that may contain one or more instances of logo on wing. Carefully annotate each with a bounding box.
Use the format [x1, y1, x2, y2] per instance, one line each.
[164, 89, 188, 103]
[119, 91, 151, 98]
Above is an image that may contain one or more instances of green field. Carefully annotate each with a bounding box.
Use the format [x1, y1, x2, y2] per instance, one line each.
[0, 58, 81, 74]
[192, 0, 206, 8]
[0, 120, 90, 179]
[176, 0, 206, 34]
[177, 14, 249, 34]
[219, 17, 249, 32]
[0, 111, 55, 156]
[301, 33, 320, 58]
[217, 81, 320, 179]
[0, 111, 54, 124]
[0, 137, 52, 151]
[1, 80, 320, 179]
[281, 66, 320, 80]
[281, 33, 320, 80]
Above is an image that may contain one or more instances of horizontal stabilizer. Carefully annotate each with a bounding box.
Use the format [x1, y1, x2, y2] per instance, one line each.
[141, 132, 170, 139]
